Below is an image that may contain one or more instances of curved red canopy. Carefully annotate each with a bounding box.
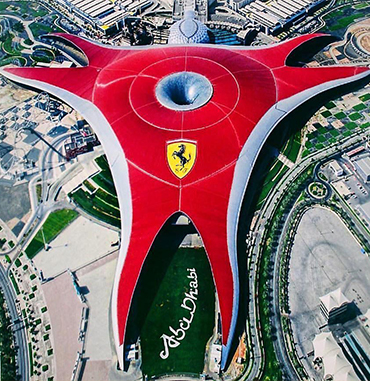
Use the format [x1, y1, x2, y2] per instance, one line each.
[3, 33, 369, 369]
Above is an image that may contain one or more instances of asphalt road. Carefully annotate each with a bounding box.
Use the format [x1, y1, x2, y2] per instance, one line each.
[0, 263, 29, 381]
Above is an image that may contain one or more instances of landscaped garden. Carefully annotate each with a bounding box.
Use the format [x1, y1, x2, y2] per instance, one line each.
[138, 247, 215, 378]
[308, 181, 328, 199]
[69, 155, 121, 228]
[30, 48, 55, 64]
[302, 89, 370, 158]
[0, 290, 17, 381]
[321, 4, 365, 34]
[256, 159, 289, 209]
[257, 165, 314, 381]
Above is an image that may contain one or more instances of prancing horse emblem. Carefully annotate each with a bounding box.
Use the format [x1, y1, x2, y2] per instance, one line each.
[167, 141, 197, 179]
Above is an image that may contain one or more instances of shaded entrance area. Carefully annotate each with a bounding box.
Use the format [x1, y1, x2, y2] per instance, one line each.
[126, 214, 216, 378]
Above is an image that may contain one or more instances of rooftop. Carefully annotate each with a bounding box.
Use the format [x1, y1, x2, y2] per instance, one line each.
[168, 10, 210, 44]
[320, 288, 349, 312]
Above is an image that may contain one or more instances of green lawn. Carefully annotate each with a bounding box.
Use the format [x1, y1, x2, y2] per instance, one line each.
[256, 160, 289, 208]
[95, 155, 110, 172]
[353, 103, 366, 111]
[9, 1, 48, 18]
[31, 48, 55, 63]
[138, 247, 215, 378]
[334, 111, 346, 119]
[354, 2, 369, 9]
[345, 121, 357, 130]
[317, 126, 326, 135]
[91, 156, 117, 196]
[287, 140, 301, 163]
[282, 131, 301, 163]
[25, 209, 78, 258]
[36, 184, 42, 202]
[92, 172, 117, 195]
[305, 140, 313, 149]
[95, 188, 119, 208]
[0, 56, 26, 67]
[325, 101, 336, 109]
[69, 188, 120, 227]
[9, 272, 20, 295]
[359, 93, 370, 102]
[83, 179, 96, 192]
[2, 33, 23, 55]
[324, 13, 364, 31]
[70, 156, 120, 227]
[29, 17, 62, 39]
[28, 342, 33, 376]
[348, 112, 362, 121]
[321, 110, 331, 118]
[29, 22, 54, 38]
[330, 129, 340, 137]
[302, 149, 310, 158]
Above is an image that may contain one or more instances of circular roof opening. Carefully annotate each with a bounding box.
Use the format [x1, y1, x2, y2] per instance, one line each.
[155, 71, 213, 111]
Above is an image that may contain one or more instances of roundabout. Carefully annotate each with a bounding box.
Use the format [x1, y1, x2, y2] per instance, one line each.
[307, 181, 328, 199]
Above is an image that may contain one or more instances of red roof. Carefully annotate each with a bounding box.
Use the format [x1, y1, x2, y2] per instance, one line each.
[4, 33, 369, 367]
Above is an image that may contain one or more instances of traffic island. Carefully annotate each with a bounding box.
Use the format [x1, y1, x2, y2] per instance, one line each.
[307, 181, 328, 199]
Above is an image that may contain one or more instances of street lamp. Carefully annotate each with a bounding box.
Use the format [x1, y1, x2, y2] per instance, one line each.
[40, 226, 49, 251]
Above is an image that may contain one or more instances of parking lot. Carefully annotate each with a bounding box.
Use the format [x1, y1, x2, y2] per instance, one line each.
[322, 152, 370, 226]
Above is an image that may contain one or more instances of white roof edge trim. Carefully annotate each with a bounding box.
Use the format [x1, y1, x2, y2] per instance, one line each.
[224, 69, 370, 369]
[0, 70, 132, 371]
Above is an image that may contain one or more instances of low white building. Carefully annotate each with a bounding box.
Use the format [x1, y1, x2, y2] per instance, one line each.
[329, 160, 344, 177]
[354, 156, 370, 183]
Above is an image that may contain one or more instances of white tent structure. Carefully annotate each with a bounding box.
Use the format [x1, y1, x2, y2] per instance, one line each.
[313, 332, 340, 359]
[335, 368, 361, 381]
[320, 288, 350, 322]
[312, 332, 360, 381]
[323, 352, 352, 378]
[320, 288, 349, 312]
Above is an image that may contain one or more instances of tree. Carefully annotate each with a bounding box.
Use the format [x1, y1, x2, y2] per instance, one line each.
[13, 21, 25, 34]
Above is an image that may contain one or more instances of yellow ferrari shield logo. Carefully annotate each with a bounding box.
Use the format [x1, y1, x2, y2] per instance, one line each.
[167, 141, 197, 179]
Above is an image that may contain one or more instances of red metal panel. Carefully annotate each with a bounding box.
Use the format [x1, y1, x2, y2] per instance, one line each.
[4, 34, 369, 357]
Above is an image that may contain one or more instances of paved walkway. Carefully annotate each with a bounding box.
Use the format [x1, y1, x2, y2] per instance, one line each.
[34, 216, 119, 278]
[42, 272, 83, 381]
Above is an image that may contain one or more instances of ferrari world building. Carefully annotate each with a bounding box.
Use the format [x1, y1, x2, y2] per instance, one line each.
[2, 28, 370, 371]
